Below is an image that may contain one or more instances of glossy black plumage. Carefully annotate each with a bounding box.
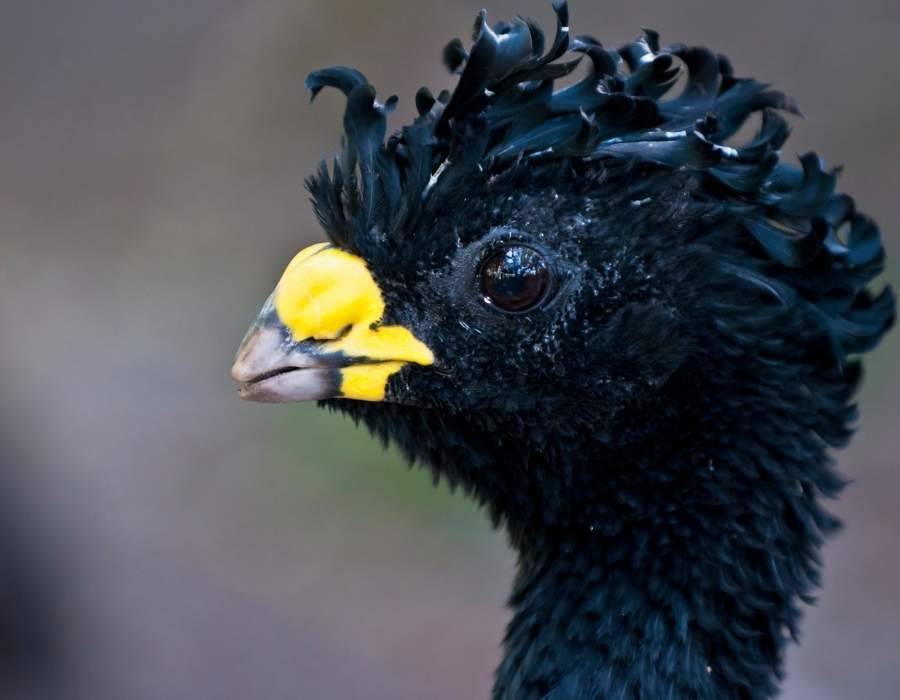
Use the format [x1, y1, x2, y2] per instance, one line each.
[300, 3, 894, 698]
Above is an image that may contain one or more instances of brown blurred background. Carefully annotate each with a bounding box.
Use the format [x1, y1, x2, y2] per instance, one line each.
[1, 1, 897, 698]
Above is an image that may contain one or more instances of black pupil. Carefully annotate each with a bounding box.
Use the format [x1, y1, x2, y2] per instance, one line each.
[480, 246, 550, 312]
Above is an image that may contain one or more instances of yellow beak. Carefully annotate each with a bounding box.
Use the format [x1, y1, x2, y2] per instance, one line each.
[231, 243, 434, 402]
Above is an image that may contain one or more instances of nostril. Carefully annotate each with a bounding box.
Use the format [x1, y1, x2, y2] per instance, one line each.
[313, 324, 352, 342]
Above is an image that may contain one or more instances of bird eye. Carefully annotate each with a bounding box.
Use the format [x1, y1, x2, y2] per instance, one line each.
[479, 245, 551, 313]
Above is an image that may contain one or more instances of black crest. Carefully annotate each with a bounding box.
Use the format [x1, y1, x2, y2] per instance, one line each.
[304, 1, 893, 364]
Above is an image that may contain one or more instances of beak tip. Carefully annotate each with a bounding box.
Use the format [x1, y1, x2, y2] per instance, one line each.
[230, 356, 254, 384]
[230, 325, 279, 385]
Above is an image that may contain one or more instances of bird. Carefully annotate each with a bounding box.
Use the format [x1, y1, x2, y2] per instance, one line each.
[230, 3, 895, 698]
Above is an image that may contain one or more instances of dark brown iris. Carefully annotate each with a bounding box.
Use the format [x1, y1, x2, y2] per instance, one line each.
[479, 245, 550, 312]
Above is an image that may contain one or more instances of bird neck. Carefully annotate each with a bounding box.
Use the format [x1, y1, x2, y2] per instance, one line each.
[496, 537, 719, 699]
[336, 386, 840, 699]
[490, 422, 836, 700]
[495, 524, 763, 700]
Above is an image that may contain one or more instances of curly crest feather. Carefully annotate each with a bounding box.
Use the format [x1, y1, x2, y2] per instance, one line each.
[305, 0, 893, 372]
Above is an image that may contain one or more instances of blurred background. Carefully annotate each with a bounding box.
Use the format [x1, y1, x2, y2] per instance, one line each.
[1, 1, 897, 698]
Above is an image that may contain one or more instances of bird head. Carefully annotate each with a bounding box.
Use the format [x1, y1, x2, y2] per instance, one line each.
[231, 163, 698, 412]
[232, 2, 893, 526]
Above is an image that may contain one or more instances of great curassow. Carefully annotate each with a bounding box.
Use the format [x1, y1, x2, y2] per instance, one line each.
[231, 3, 895, 698]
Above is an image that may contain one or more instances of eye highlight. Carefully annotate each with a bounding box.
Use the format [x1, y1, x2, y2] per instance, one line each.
[479, 245, 551, 313]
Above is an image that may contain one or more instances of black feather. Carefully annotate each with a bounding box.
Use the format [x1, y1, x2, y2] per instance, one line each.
[303, 0, 891, 374]
[296, 8, 895, 697]
[442, 38, 468, 74]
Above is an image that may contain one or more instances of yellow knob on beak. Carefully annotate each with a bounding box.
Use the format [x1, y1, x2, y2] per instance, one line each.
[231, 243, 433, 402]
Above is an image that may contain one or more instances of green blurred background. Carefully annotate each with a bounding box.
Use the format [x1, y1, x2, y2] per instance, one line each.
[1, 1, 897, 698]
